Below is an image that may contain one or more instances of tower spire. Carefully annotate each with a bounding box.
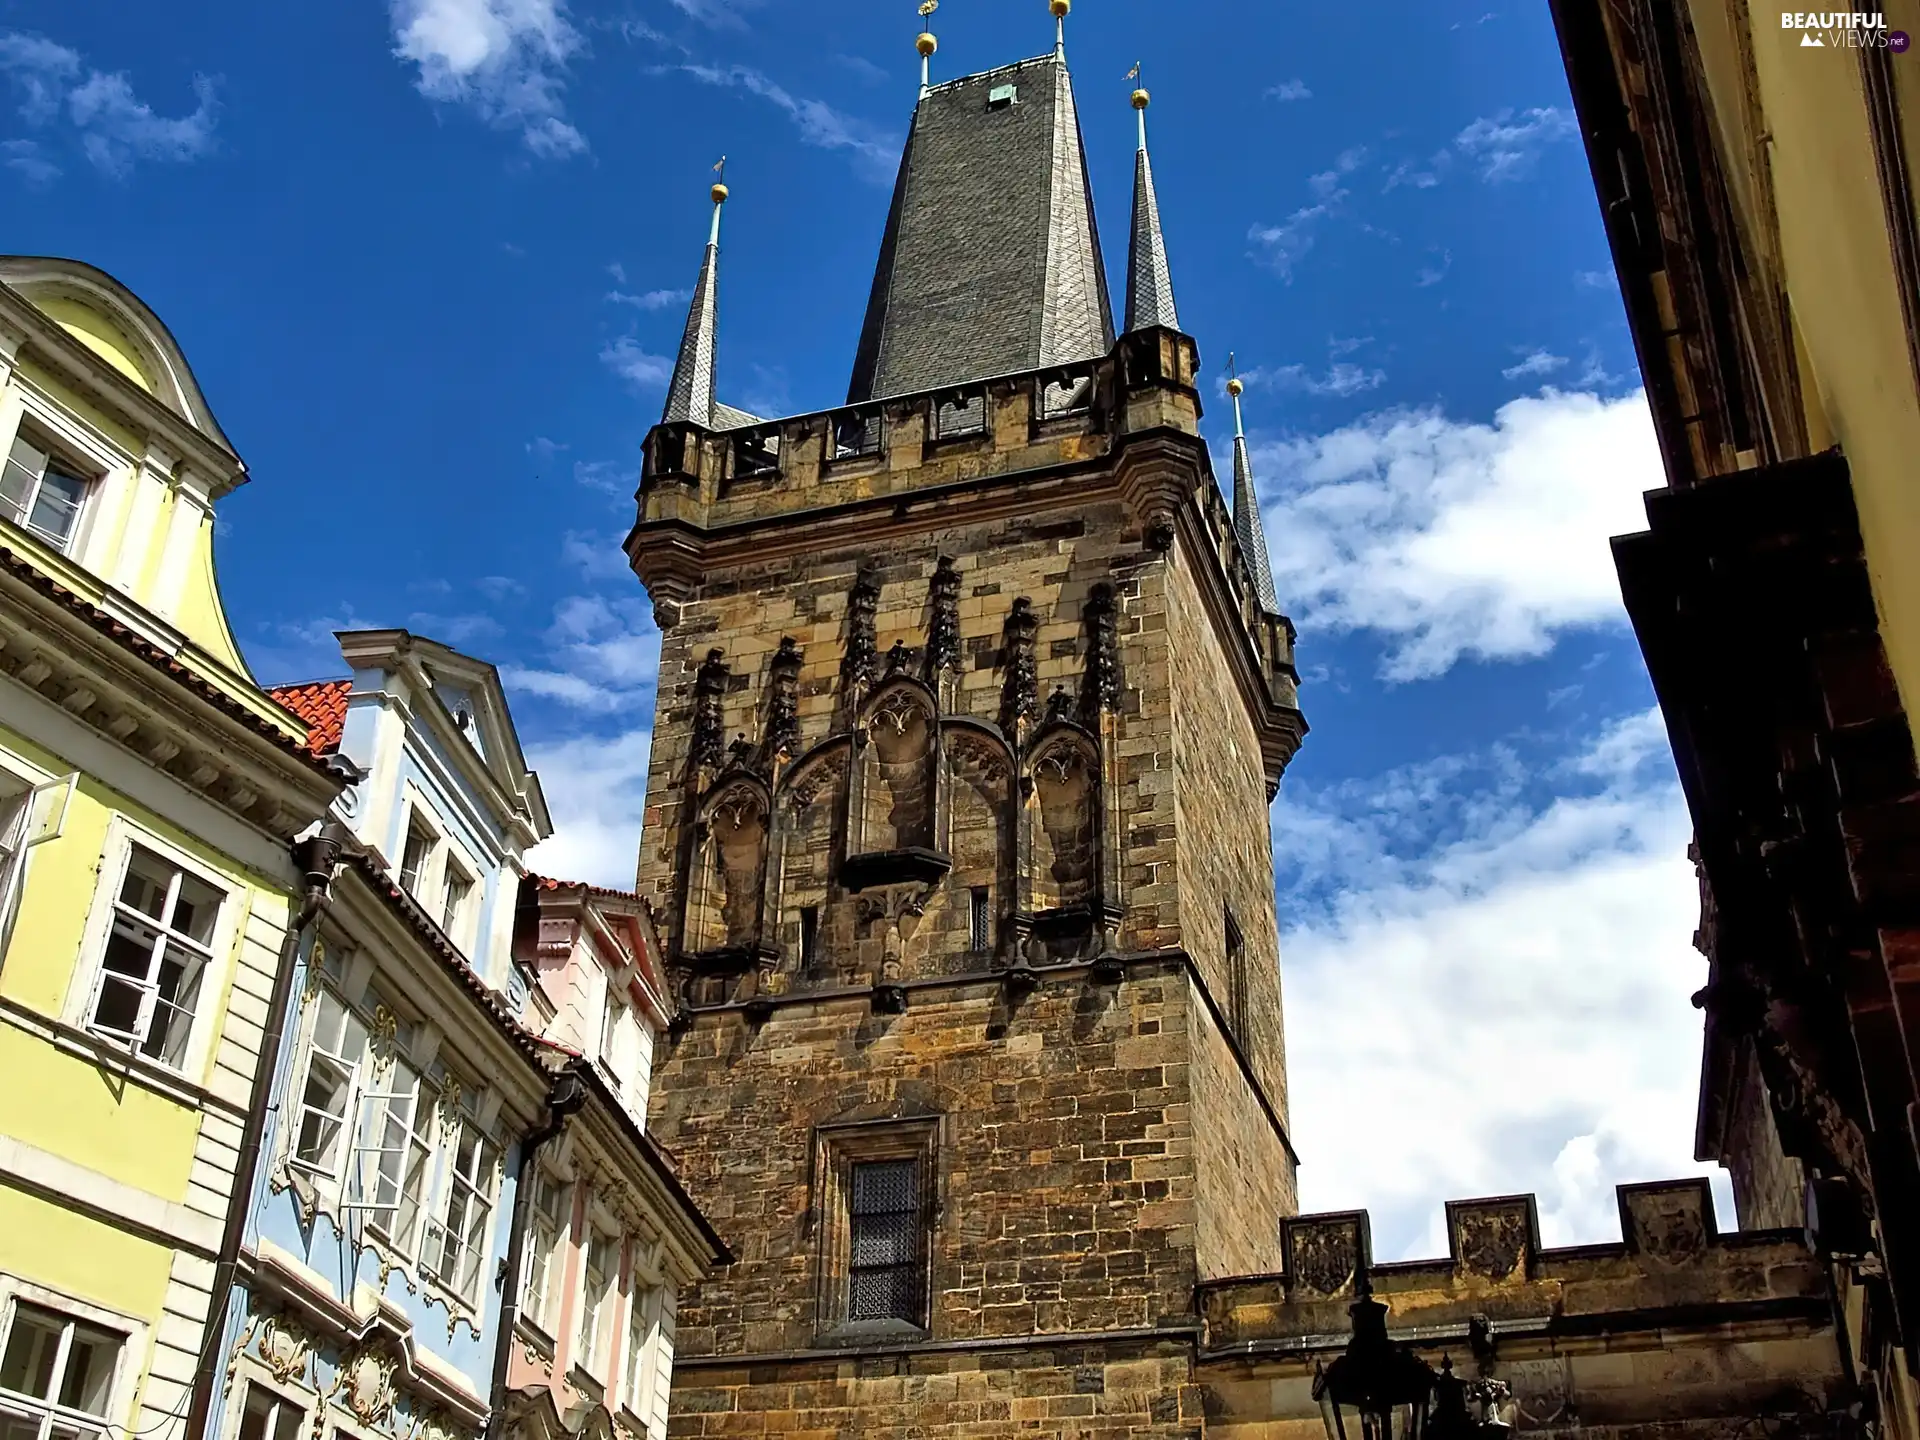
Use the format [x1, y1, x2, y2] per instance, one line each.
[1227, 359, 1281, 614]
[1123, 73, 1180, 334]
[662, 164, 728, 427]
[1052, 0, 1070, 60]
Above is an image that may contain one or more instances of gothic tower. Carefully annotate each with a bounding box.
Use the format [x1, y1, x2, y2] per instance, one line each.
[627, 13, 1306, 1433]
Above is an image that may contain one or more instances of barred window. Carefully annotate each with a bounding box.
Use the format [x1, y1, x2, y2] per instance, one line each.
[969, 888, 991, 954]
[847, 1160, 924, 1325]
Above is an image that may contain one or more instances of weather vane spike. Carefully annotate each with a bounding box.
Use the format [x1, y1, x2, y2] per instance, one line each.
[1227, 353, 1246, 433]
[916, 0, 939, 94]
[708, 156, 729, 243]
[1051, 0, 1071, 59]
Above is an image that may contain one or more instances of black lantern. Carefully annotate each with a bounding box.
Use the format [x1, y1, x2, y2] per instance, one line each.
[1431, 1357, 1516, 1440]
[1313, 1269, 1438, 1440]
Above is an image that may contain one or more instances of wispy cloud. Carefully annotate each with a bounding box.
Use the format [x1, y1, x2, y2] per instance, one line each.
[388, 0, 587, 159]
[833, 53, 890, 86]
[1455, 105, 1578, 182]
[600, 336, 673, 390]
[1248, 145, 1367, 281]
[1235, 361, 1387, 399]
[1266, 78, 1312, 102]
[1383, 150, 1452, 192]
[607, 287, 692, 311]
[1416, 250, 1453, 288]
[1502, 348, 1568, 381]
[0, 31, 219, 179]
[1576, 268, 1614, 288]
[679, 63, 898, 181]
[1257, 388, 1662, 681]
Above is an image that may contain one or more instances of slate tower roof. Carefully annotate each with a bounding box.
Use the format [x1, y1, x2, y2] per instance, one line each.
[1124, 93, 1180, 333]
[847, 52, 1115, 403]
[662, 183, 764, 431]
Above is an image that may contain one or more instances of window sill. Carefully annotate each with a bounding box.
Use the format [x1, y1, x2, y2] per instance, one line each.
[818, 1318, 930, 1347]
[567, 1362, 606, 1404]
[0, 994, 230, 1115]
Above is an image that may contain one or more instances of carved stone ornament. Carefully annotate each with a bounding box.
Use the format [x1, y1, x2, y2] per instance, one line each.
[368, 1005, 399, 1079]
[438, 1076, 464, 1138]
[1453, 1206, 1529, 1281]
[927, 557, 961, 674]
[256, 1316, 312, 1387]
[1287, 1222, 1360, 1296]
[764, 637, 803, 760]
[844, 567, 880, 692]
[947, 732, 1011, 792]
[343, 1351, 397, 1428]
[1000, 599, 1040, 734]
[788, 748, 847, 811]
[870, 686, 927, 737]
[691, 649, 729, 771]
[1081, 583, 1122, 715]
[1043, 689, 1076, 727]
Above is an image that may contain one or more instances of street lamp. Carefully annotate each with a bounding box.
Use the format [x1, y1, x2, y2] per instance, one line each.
[1313, 1267, 1438, 1440]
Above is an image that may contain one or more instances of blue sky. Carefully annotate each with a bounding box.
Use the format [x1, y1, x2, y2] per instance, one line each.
[1, 0, 1724, 1260]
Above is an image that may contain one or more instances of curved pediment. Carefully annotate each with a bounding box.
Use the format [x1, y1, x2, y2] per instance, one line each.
[0, 255, 236, 454]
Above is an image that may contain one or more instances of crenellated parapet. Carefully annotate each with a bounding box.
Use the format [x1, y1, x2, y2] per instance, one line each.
[1196, 1179, 1850, 1435]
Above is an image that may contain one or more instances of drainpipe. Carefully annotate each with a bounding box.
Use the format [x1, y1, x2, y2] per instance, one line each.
[487, 1065, 590, 1439]
[185, 821, 351, 1440]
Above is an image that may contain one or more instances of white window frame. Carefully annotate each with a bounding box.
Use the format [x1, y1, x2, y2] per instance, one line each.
[574, 1225, 618, 1374]
[519, 1169, 571, 1335]
[64, 817, 242, 1081]
[0, 754, 74, 975]
[226, 1374, 309, 1440]
[422, 1115, 498, 1309]
[1, 387, 133, 577]
[282, 983, 442, 1260]
[439, 856, 476, 950]
[621, 1280, 665, 1425]
[1, 430, 92, 557]
[0, 1281, 144, 1440]
[395, 803, 441, 906]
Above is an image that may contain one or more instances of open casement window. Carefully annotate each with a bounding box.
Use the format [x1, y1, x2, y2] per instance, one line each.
[440, 862, 474, 947]
[575, 1230, 617, 1371]
[423, 1118, 498, 1306]
[815, 1121, 938, 1339]
[621, 1283, 666, 1426]
[354, 1055, 435, 1255]
[234, 1384, 302, 1440]
[290, 987, 367, 1183]
[0, 1301, 124, 1440]
[0, 436, 90, 555]
[86, 846, 223, 1068]
[519, 1171, 571, 1334]
[397, 814, 436, 903]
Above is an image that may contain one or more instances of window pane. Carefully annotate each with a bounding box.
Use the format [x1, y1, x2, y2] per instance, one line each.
[849, 1267, 920, 1323]
[236, 1387, 271, 1440]
[850, 1159, 917, 1215]
[295, 1053, 354, 1168]
[119, 853, 174, 922]
[26, 466, 85, 546]
[168, 872, 222, 947]
[89, 972, 148, 1041]
[0, 1414, 42, 1440]
[102, 922, 158, 980]
[57, 1323, 118, 1416]
[145, 945, 204, 1064]
[0, 1304, 62, 1397]
[0, 458, 36, 520]
[270, 1404, 302, 1440]
[850, 1211, 917, 1267]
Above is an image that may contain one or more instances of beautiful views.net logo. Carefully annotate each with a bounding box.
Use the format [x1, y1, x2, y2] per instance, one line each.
[1781, 11, 1910, 48]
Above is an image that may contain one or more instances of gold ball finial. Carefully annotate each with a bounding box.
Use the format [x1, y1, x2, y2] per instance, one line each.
[1050, 0, 1071, 16]
[1132, 88, 1150, 110]
[711, 182, 729, 204]
[1227, 377, 1245, 399]
[917, 30, 938, 56]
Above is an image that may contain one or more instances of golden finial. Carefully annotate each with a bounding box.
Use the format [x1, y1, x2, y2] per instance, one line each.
[1051, 0, 1071, 15]
[1227, 352, 1245, 399]
[917, 30, 938, 56]
[1127, 61, 1147, 110]
[711, 155, 728, 205]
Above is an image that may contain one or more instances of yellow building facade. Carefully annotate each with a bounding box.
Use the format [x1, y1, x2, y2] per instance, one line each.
[0, 259, 337, 1440]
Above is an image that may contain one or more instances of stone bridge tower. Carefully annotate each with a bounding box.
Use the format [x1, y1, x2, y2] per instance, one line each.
[626, 14, 1306, 1434]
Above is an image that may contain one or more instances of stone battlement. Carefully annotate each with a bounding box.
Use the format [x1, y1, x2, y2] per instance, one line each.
[1195, 1179, 1848, 1435]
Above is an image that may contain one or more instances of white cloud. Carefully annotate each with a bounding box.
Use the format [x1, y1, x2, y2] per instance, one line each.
[607, 287, 692, 311]
[680, 63, 897, 181]
[600, 336, 674, 390]
[1455, 106, 1577, 182]
[523, 726, 654, 888]
[1416, 250, 1452, 288]
[1502, 348, 1568, 381]
[1266, 79, 1312, 102]
[0, 31, 218, 177]
[1280, 710, 1729, 1257]
[389, 0, 587, 158]
[1256, 388, 1661, 681]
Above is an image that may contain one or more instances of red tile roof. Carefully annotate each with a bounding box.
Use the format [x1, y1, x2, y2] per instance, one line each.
[269, 678, 351, 757]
